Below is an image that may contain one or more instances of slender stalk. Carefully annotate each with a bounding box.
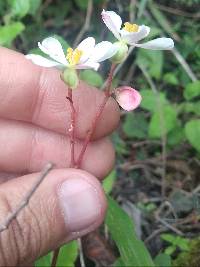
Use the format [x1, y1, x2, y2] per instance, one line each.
[66, 87, 76, 167]
[105, 63, 116, 96]
[76, 63, 115, 168]
[0, 163, 53, 233]
[78, 238, 86, 267]
[51, 88, 77, 267]
[51, 248, 60, 267]
[51, 63, 115, 266]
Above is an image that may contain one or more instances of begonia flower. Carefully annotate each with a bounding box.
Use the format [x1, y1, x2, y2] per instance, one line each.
[26, 36, 117, 71]
[102, 10, 174, 50]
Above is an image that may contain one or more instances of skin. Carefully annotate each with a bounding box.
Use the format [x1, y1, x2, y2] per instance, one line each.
[0, 47, 120, 266]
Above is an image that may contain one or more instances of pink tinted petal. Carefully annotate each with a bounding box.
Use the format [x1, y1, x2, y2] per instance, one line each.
[101, 10, 122, 40]
[115, 86, 142, 111]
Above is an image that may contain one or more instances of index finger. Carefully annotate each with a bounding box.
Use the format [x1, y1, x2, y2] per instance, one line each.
[0, 47, 120, 140]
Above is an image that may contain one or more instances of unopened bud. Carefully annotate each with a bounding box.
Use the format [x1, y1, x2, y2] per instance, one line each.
[111, 42, 128, 64]
[115, 86, 142, 111]
[61, 68, 79, 89]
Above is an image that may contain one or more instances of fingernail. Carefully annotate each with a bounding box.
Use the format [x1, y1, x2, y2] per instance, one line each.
[58, 178, 101, 233]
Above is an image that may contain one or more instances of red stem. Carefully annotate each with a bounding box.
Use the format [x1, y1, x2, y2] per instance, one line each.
[51, 65, 115, 266]
[51, 88, 77, 267]
[105, 63, 116, 97]
[66, 88, 76, 167]
[76, 64, 115, 168]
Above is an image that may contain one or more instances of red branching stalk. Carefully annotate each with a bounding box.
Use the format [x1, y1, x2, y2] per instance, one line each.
[76, 63, 116, 168]
[66, 87, 76, 167]
[51, 64, 115, 266]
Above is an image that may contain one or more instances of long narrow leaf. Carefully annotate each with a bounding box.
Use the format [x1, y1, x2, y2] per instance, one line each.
[106, 197, 154, 267]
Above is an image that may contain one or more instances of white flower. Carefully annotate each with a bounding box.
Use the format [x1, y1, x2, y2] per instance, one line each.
[101, 10, 174, 50]
[26, 36, 117, 71]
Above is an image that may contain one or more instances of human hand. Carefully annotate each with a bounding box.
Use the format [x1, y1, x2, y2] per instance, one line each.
[0, 47, 120, 266]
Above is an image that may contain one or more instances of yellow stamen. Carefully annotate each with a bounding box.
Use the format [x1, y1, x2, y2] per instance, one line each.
[123, 22, 139, 33]
[66, 47, 83, 65]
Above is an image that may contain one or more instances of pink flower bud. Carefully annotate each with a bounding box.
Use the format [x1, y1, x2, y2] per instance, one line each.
[115, 86, 142, 111]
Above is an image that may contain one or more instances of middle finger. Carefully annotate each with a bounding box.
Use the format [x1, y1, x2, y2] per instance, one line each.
[0, 119, 115, 179]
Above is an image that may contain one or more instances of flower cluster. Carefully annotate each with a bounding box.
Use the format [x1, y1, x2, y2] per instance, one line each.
[26, 10, 174, 111]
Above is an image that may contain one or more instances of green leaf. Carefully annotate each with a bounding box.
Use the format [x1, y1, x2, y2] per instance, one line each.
[175, 237, 189, 251]
[56, 241, 78, 267]
[123, 112, 148, 139]
[80, 70, 103, 87]
[164, 246, 176, 255]
[29, 0, 42, 15]
[74, 0, 89, 9]
[161, 234, 175, 243]
[137, 202, 156, 213]
[35, 242, 78, 267]
[185, 119, 200, 152]
[168, 125, 185, 146]
[183, 80, 200, 100]
[74, 0, 103, 9]
[106, 197, 154, 267]
[9, 0, 30, 18]
[163, 73, 179, 85]
[43, 0, 71, 24]
[0, 22, 25, 46]
[140, 89, 168, 112]
[113, 257, 125, 267]
[35, 252, 52, 267]
[103, 170, 116, 194]
[148, 105, 177, 138]
[179, 102, 200, 115]
[137, 49, 163, 80]
[154, 253, 171, 267]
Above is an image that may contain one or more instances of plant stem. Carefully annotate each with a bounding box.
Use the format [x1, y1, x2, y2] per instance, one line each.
[76, 63, 115, 168]
[66, 87, 76, 167]
[51, 63, 115, 266]
[105, 63, 116, 97]
[51, 88, 77, 267]
[0, 163, 53, 233]
[78, 238, 86, 267]
[51, 248, 60, 267]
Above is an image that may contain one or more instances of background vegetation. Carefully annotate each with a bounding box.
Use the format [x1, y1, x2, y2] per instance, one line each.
[0, 0, 200, 266]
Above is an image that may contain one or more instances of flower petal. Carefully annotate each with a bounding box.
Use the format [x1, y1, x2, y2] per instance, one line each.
[91, 41, 117, 62]
[38, 37, 67, 65]
[101, 10, 122, 40]
[115, 86, 142, 111]
[120, 25, 150, 44]
[25, 54, 63, 68]
[135, 37, 174, 50]
[77, 61, 100, 71]
[77, 37, 95, 63]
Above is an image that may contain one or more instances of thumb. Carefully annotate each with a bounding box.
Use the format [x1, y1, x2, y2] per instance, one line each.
[0, 168, 106, 266]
